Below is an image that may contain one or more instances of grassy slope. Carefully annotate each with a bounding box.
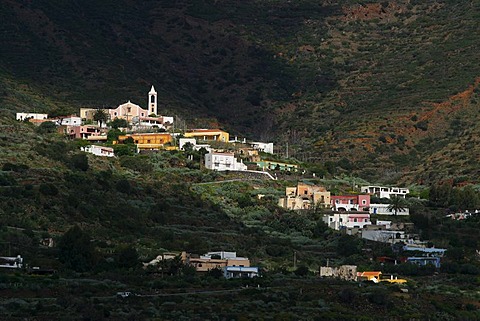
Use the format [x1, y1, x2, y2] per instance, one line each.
[2, 122, 480, 319]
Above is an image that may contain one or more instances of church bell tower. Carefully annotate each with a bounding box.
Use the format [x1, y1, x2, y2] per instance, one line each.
[148, 85, 157, 116]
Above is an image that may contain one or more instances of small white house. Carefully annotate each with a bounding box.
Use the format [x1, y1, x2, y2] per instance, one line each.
[323, 213, 372, 230]
[223, 266, 259, 279]
[16, 113, 48, 121]
[81, 145, 115, 157]
[361, 186, 409, 199]
[249, 142, 274, 154]
[52, 116, 82, 126]
[369, 203, 410, 216]
[179, 138, 211, 152]
[361, 230, 406, 244]
[0, 255, 23, 269]
[204, 152, 247, 171]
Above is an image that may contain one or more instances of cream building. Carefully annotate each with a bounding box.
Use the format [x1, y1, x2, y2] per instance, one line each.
[278, 183, 331, 210]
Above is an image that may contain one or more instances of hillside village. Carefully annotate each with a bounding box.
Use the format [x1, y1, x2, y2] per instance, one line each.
[13, 85, 456, 280]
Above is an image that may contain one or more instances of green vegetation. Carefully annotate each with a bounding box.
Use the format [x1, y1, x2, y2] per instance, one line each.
[0, 120, 480, 318]
[1, 0, 480, 318]
[0, 1, 479, 183]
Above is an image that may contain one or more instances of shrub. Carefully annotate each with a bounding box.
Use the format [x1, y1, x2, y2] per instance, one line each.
[69, 154, 89, 171]
[58, 225, 97, 272]
[36, 121, 57, 134]
[39, 183, 59, 196]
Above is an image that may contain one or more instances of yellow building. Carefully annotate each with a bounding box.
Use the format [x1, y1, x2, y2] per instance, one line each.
[184, 129, 229, 143]
[118, 133, 172, 150]
[279, 183, 331, 210]
[80, 108, 96, 120]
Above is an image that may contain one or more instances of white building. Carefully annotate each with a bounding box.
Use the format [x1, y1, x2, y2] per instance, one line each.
[0, 255, 23, 269]
[223, 266, 259, 279]
[81, 145, 115, 157]
[16, 113, 48, 121]
[179, 138, 211, 152]
[323, 213, 371, 230]
[361, 186, 409, 199]
[370, 203, 410, 215]
[205, 152, 247, 171]
[361, 230, 406, 244]
[132, 115, 174, 130]
[53, 115, 82, 126]
[249, 142, 274, 154]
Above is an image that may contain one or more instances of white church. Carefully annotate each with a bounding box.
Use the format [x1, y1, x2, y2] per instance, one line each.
[81, 86, 173, 130]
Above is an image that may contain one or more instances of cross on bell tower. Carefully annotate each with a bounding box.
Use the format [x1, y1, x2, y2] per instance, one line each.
[148, 85, 157, 116]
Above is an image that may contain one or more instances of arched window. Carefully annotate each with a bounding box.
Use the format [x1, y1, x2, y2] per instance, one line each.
[151, 96, 155, 103]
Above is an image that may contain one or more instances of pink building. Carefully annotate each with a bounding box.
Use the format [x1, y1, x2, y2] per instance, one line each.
[331, 195, 370, 212]
[345, 213, 371, 228]
[63, 125, 103, 139]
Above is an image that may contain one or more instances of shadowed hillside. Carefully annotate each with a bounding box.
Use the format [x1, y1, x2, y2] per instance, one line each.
[1, 0, 479, 183]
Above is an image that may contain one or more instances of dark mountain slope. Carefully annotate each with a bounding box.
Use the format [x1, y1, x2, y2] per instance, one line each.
[1, 0, 479, 182]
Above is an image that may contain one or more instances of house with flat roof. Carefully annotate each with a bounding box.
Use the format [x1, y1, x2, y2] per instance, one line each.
[184, 251, 251, 273]
[205, 152, 247, 171]
[117, 133, 173, 151]
[331, 195, 370, 212]
[81, 145, 115, 157]
[184, 129, 230, 143]
[256, 160, 298, 172]
[16, 113, 48, 121]
[324, 212, 372, 230]
[223, 266, 259, 279]
[278, 182, 330, 210]
[370, 203, 410, 216]
[361, 186, 409, 199]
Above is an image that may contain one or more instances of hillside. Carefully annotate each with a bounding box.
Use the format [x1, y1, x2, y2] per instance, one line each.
[1, 0, 480, 183]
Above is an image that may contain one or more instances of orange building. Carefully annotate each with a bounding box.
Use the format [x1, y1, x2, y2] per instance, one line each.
[184, 129, 229, 142]
[117, 133, 173, 151]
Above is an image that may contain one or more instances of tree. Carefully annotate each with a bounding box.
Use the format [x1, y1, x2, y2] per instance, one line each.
[117, 246, 139, 269]
[58, 225, 97, 272]
[69, 153, 89, 171]
[93, 109, 108, 127]
[388, 195, 407, 216]
[36, 121, 57, 134]
[108, 118, 128, 129]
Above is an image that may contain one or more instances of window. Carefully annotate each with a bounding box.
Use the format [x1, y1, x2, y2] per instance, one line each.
[141, 113, 144, 116]
[151, 96, 155, 103]
[353, 218, 357, 222]
[127, 107, 131, 113]
[304, 190, 307, 195]
[364, 219, 368, 222]
[362, 200, 366, 205]
[335, 199, 339, 204]
[147, 140, 151, 143]
[349, 200, 354, 204]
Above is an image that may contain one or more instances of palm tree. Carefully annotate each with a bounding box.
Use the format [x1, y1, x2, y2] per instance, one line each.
[387, 195, 407, 216]
[93, 109, 108, 127]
